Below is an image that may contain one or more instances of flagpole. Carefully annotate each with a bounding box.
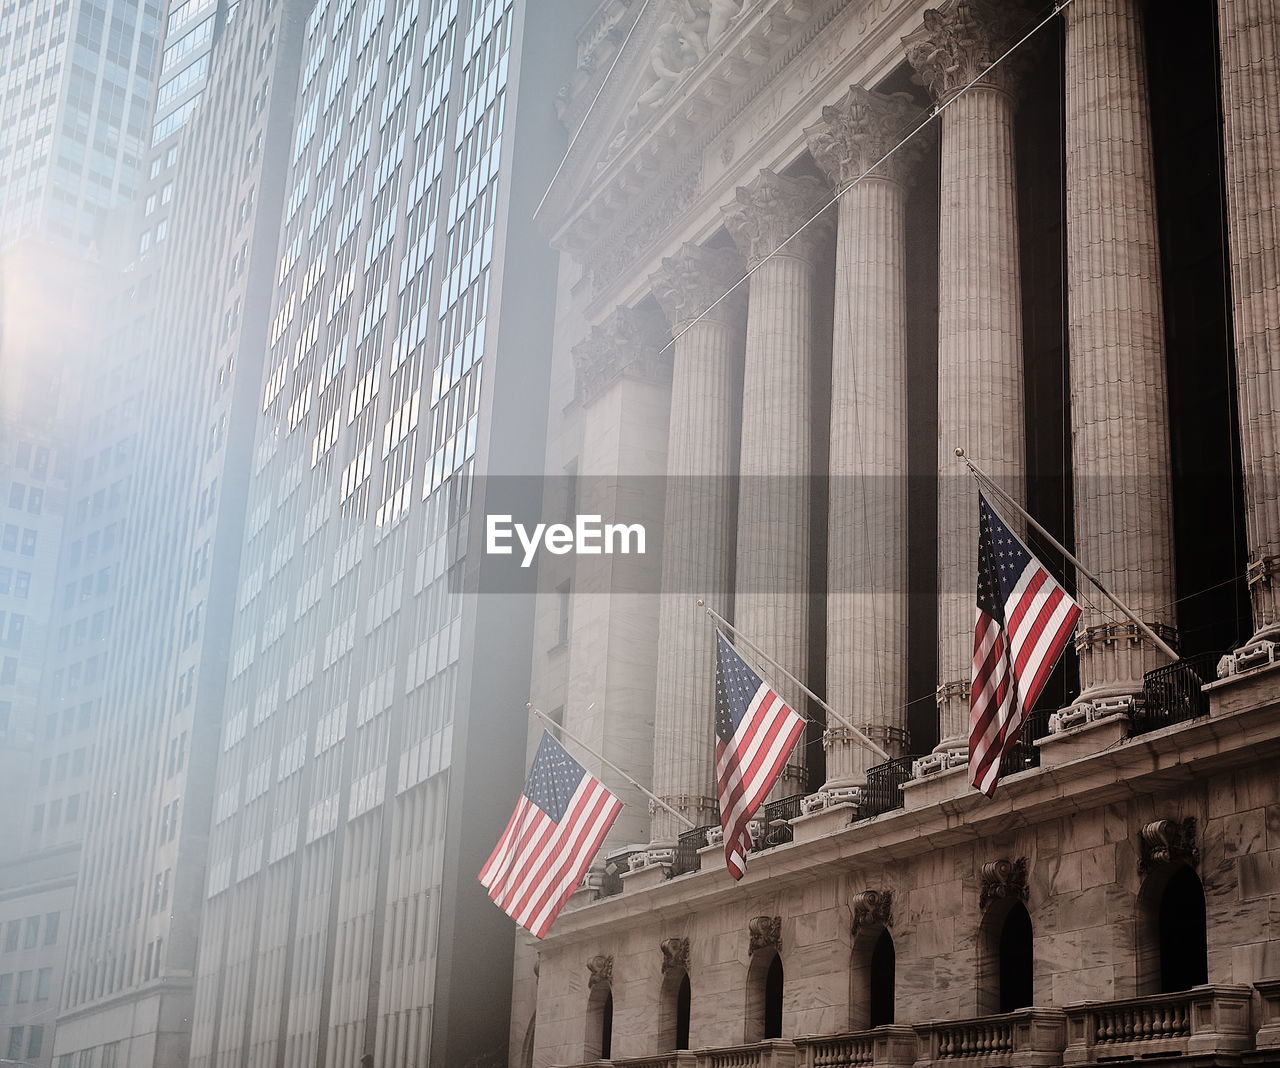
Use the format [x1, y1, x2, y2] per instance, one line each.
[954, 447, 1180, 663]
[527, 703, 697, 830]
[696, 602, 892, 763]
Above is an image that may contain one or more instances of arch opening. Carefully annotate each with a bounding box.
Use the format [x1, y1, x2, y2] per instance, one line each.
[998, 902, 1034, 1013]
[869, 928, 895, 1027]
[1158, 866, 1208, 993]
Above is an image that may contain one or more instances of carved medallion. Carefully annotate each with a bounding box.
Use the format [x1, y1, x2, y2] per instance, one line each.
[979, 857, 1029, 910]
[1139, 817, 1199, 875]
[748, 914, 782, 955]
[586, 954, 614, 988]
[660, 936, 690, 973]
[851, 889, 893, 935]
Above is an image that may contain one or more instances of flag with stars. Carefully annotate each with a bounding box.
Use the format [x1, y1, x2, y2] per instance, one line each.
[479, 729, 623, 938]
[715, 631, 807, 879]
[970, 492, 1081, 796]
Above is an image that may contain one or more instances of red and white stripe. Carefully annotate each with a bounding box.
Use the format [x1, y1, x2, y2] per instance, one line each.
[970, 559, 1080, 796]
[479, 774, 622, 939]
[716, 685, 806, 879]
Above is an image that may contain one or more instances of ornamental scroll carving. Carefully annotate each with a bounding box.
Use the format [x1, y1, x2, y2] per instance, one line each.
[571, 305, 672, 407]
[748, 915, 782, 955]
[903, 0, 1025, 102]
[851, 889, 893, 936]
[1139, 817, 1199, 875]
[805, 85, 931, 187]
[721, 169, 832, 267]
[660, 936, 690, 973]
[649, 243, 746, 330]
[586, 954, 614, 988]
[979, 857, 1029, 910]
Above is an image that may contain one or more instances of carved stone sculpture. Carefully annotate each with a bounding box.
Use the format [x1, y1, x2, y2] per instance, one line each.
[586, 954, 614, 988]
[1139, 817, 1199, 875]
[660, 936, 690, 973]
[979, 857, 1029, 910]
[748, 915, 782, 954]
[851, 889, 893, 935]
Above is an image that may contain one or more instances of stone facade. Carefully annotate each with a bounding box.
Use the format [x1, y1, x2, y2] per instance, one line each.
[514, 0, 1280, 1064]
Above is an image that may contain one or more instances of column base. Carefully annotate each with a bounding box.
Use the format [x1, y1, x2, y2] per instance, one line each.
[1037, 711, 1130, 767]
[901, 760, 968, 809]
[1217, 637, 1280, 678]
[791, 801, 859, 843]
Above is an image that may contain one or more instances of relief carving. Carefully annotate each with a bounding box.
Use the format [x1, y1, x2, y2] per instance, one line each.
[586, 953, 614, 988]
[804, 84, 931, 187]
[748, 914, 782, 954]
[903, 0, 1025, 102]
[660, 936, 691, 973]
[850, 889, 893, 935]
[721, 169, 832, 266]
[650, 243, 746, 329]
[1139, 817, 1199, 875]
[979, 856, 1029, 910]
[572, 305, 672, 406]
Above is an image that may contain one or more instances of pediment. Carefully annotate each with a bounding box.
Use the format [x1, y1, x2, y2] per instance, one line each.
[540, 0, 817, 241]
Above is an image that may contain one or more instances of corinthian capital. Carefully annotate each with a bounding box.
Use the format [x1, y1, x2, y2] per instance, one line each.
[805, 85, 932, 187]
[720, 169, 832, 267]
[572, 305, 672, 406]
[903, 0, 1024, 102]
[649, 243, 746, 330]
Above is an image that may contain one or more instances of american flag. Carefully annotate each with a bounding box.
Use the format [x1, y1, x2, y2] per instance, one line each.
[970, 492, 1081, 796]
[715, 632, 807, 879]
[479, 730, 622, 938]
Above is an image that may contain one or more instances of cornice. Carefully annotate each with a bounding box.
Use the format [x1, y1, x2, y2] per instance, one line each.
[536, 665, 1280, 951]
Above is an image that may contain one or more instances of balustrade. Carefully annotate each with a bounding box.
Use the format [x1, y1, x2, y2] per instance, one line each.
[1063, 985, 1252, 1064]
[915, 1008, 1065, 1066]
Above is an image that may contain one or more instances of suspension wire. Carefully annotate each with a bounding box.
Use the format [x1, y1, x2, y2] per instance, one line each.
[657, 0, 1078, 356]
[534, 0, 657, 218]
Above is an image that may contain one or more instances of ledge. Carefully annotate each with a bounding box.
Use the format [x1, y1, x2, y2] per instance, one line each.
[537, 666, 1280, 949]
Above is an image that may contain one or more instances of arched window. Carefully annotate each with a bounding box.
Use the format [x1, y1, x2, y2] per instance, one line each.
[850, 923, 896, 1031]
[745, 949, 784, 1042]
[869, 929, 896, 1027]
[521, 1015, 536, 1068]
[1139, 864, 1208, 994]
[764, 955, 784, 1038]
[585, 984, 613, 1061]
[979, 900, 1034, 1015]
[998, 903, 1034, 1012]
[659, 969, 692, 1051]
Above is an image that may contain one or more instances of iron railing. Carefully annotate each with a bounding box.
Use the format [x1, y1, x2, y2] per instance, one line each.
[997, 705, 1053, 779]
[1131, 652, 1218, 735]
[863, 756, 918, 818]
[751, 793, 803, 851]
[672, 825, 713, 876]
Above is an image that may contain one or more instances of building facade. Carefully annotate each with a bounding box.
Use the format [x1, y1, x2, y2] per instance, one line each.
[513, 0, 1280, 1064]
[183, 1, 572, 1066]
[49, 0, 307, 1062]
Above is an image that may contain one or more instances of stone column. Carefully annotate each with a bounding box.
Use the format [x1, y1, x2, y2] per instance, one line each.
[905, 0, 1027, 756]
[647, 244, 746, 846]
[804, 86, 929, 792]
[1218, 0, 1280, 646]
[1062, 0, 1177, 709]
[722, 170, 830, 799]
[568, 307, 672, 849]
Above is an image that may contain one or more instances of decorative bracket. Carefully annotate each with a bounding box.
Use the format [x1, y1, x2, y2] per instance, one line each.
[586, 954, 614, 989]
[979, 857, 1029, 910]
[1139, 817, 1199, 875]
[660, 936, 690, 974]
[748, 915, 782, 955]
[851, 889, 893, 936]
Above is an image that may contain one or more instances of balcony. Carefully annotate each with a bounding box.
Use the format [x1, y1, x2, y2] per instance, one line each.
[914, 1008, 1066, 1067]
[1063, 985, 1252, 1064]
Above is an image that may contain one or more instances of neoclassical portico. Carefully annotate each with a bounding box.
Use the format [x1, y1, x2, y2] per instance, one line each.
[520, 0, 1280, 1056]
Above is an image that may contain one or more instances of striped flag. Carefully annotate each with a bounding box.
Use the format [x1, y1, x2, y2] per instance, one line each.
[714, 632, 807, 879]
[479, 730, 623, 938]
[970, 492, 1081, 796]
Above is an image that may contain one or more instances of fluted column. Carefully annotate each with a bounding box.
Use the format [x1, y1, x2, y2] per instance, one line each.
[1219, 0, 1280, 642]
[906, 0, 1027, 752]
[722, 170, 830, 799]
[1063, 0, 1177, 704]
[805, 87, 929, 789]
[647, 244, 746, 844]
[568, 307, 672, 848]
